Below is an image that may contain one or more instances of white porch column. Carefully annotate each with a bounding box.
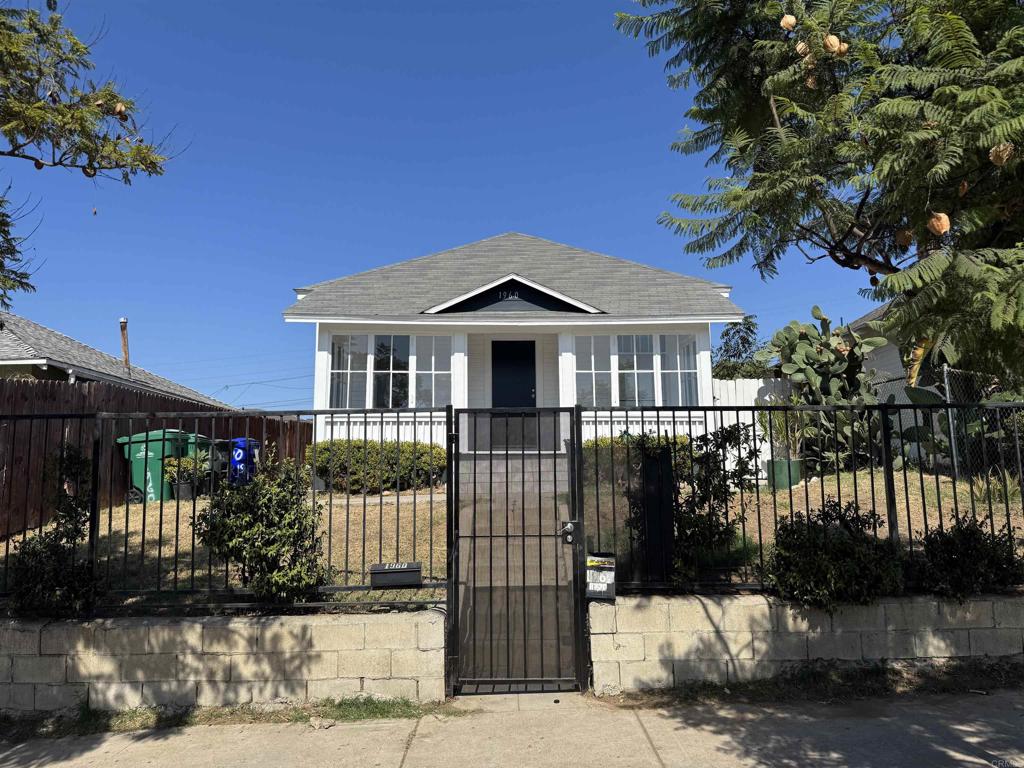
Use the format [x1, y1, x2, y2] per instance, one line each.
[557, 332, 576, 407]
[451, 333, 468, 408]
[314, 322, 330, 410]
[697, 323, 714, 406]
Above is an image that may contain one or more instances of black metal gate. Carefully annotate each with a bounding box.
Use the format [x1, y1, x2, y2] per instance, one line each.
[445, 408, 588, 694]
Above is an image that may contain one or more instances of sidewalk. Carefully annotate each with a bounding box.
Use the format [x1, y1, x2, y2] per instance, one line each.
[2, 689, 1023, 768]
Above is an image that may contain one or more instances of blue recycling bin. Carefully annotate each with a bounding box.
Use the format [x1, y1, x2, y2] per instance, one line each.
[229, 437, 260, 485]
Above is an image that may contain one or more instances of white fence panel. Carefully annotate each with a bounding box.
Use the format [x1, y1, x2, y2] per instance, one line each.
[711, 378, 790, 408]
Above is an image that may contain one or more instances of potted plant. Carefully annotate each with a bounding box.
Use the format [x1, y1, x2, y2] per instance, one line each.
[757, 394, 807, 490]
[163, 450, 210, 501]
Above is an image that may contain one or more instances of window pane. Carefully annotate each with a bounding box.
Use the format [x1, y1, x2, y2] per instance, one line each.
[619, 373, 636, 406]
[331, 339, 346, 371]
[636, 353, 654, 371]
[679, 335, 697, 370]
[392, 372, 409, 407]
[594, 372, 612, 407]
[373, 372, 390, 408]
[434, 336, 451, 371]
[374, 337, 392, 371]
[349, 335, 368, 370]
[415, 372, 433, 407]
[349, 372, 366, 408]
[392, 335, 410, 372]
[635, 334, 654, 354]
[575, 336, 592, 371]
[681, 371, 698, 406]
[637, 372, 656, 406]
[659, 334, 678, 370]
[617, 334, 634, 354]
[329, 371, 347, 408]
[617, 349, 634, 371]
[416, 336, 433, 371]
[434, 373, 451, 406]
[593, 335, 611, 371]
[661, 372, 679, 407]
[576, 373, 594, 407]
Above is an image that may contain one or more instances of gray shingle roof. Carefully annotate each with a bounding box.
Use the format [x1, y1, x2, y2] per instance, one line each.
[849, 302, 890, 332]
[284, 233, 744, 322]
[0, 313, 226, 407]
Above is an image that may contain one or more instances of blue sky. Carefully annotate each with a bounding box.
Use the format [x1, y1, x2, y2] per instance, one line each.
[7, 0, 876, 408]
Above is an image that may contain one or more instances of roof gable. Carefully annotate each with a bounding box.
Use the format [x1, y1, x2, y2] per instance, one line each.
[424, 274, 601, 315]
[285, 232, 744, 322]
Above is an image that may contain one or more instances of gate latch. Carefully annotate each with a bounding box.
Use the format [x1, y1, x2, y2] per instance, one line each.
[558, 521, 575, 544]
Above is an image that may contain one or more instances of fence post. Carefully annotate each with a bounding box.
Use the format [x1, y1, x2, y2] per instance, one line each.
[444, 404, 457, 699]
[879, 405, 900, 543]
[87, 415, 103, 580]
[943, 363, 961, 480]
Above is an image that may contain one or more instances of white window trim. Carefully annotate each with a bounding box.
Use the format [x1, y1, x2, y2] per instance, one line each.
[658, 333, 700, 407]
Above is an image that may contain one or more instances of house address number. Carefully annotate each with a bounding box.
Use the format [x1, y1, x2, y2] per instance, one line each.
[497, 290, 519, 301]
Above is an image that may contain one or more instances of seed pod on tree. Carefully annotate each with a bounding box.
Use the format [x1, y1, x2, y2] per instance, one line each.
[823, 34, 841, 53]
[870, 275, 880, 287]
[805, 75, 817, 89]
[837, 41, 849, 57]
[114, 102, 126, 116]
[33, 159, 44, 170]
[927, 212, 951, 236]
[895, 229, 913, 248]
[82, 166, 97, 178]
[989, 142, 1015, 167]
[959, 179, 970, 197]
[795, 40, 810, 56]
[780, 14, 797, 31]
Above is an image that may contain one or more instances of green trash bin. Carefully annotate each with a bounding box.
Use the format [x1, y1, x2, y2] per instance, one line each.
[116, 429, 212, 503]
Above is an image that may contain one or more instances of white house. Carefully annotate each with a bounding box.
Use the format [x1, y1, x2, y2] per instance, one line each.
[284, 233, 745, 442]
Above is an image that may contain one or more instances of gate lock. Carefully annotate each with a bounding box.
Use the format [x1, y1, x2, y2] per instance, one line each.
[558, 521, 575, 544]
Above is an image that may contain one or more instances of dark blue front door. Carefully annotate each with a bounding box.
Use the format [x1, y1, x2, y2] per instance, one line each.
[491, 340, 536, 407]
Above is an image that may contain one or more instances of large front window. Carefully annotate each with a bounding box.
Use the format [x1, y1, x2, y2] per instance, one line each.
[415, 335, 452, 407]
[372, 334, 410, 408]
[574, 335, 612, 407]
[329, 334, 368, 408]
[616, 334, 655, 406]
[660, 334, 698, 406]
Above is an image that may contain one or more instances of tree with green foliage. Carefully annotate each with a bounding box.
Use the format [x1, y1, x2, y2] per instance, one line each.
[712, 313, 770, 378]
[617, 0, 1024, 385]
[0, 2, 166, 309]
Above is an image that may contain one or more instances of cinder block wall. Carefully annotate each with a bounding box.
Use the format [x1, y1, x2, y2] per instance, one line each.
[590, 595, 1024, 695]
[0, 610, 445, 713]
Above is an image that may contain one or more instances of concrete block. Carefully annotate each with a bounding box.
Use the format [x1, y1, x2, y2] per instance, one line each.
[831, 605, 885, 632]
[0, 683, 34, 710]
[416, 615, 445, 650]
[229, 652, 335, 682]
[203, 622, 258, 653]
[590, 634, 644, 662]
[310, 623, 364, 651]
[937, 600, 994, 629]
[772, 604, 830, 633]
[808, 632, 862, 661]
[417, 677, 446, 703]
[257, 619, 313, 653]
[13, 656, 64, 684]
[589, 602, 616, 634]
[718, 595, 773, 632]
[645, 631, 754, 661]
[618, 660, 674, 690]
[993, 598, 1024, 629]
[391, 649, 444, 678]
[969, 628, 1024, 657]
[0, 655, 11, 683]
[364, 619, 416, 649]
[915, 629, 970, 658]
[884, 599, 938, 631]
[196, 681, 251, 707]
[616, 599, 670, 634]
[337, 649, 390, 678]
[177, 653, 231, 682]
[591, 661, 621, 695]
[121, 654, 177, 682]
[668, 597, 724, 632]
[307, 678, 362, 701]
[0, 622, 41, 655]
[862, 631, 916, 660]
[89, 682, 143, 711]
[40, 622, 95, 656]
[249, 679, 307, 703]
[672, 660, 728, 684]
[94, 623, 148, 655]
[754, 632, 808, 661]
[364, 678, 417, 700]
[142, 681, 197, 708]
[148, 621, 203, 654]
[67, 654, 120, 683]
[33, 683, 87, 712]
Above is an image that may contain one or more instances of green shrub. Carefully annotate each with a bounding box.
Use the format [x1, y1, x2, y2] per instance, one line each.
[762, 498, 904, 612]
[305, 439, 445, 494]
[10, 446, 98, 617]
[162, 450, 210, 485]
[196, 453, 327, 602]
[918, 517, 1023, 601]
[582, 433, 690, 488]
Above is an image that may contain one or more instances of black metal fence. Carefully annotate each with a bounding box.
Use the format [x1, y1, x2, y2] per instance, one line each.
[579, 403, 1024, 590]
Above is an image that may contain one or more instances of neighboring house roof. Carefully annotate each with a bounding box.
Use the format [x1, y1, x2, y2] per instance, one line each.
[849, 302, 891, 333]
[284, 232, 744, 323]
[0, 313, 226, 407]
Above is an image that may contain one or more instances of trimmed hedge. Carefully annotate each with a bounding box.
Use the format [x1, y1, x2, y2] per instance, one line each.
[305, 439, 446, 494]
[918, 517, 1024, 601]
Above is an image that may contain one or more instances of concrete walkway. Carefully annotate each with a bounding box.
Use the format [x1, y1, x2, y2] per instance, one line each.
[2, 690, 1023, 768]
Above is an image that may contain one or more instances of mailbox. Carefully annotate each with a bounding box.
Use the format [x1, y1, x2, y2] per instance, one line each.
[585, 553, 616, 600]
[369, 562, 423, 589]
